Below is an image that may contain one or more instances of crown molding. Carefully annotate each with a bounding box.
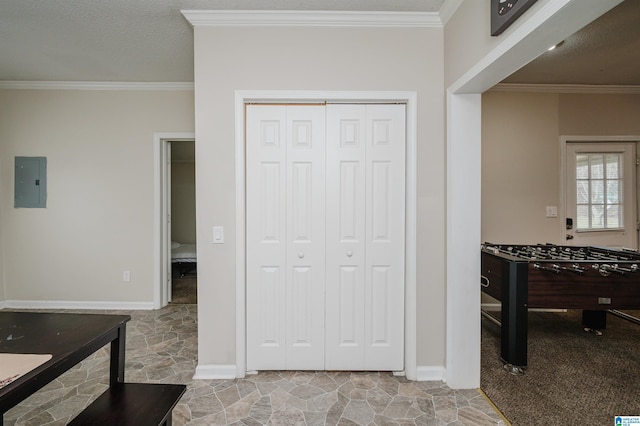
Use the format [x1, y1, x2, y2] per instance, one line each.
[439, 0, 464, 26]
[181, 10, 442, 28]
[0, 81, 194, 91]
[491, 83, 640, 95]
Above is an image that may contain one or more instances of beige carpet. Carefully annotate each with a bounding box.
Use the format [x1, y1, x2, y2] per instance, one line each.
[481, 309, 640, 425]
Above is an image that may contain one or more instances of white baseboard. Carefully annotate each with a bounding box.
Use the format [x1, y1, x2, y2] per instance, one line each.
[194, 364, 237, 380]
[2, 300, 155, 311]
[415, 366, 445, 381]
[0, 300, 6, 309]
[193, 364, 445, 382]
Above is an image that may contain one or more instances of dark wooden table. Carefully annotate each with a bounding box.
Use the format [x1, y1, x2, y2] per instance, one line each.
[0, 311, 130, 425]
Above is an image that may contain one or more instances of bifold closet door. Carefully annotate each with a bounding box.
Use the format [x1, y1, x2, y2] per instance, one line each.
[246, 103, 405, 372]
[325, 104, 406, 371]
[246, 105, 326, 370]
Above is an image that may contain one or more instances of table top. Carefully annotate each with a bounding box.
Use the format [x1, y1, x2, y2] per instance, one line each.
[0, 311, 130, 412]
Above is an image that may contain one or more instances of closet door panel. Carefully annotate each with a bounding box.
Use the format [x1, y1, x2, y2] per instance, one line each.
[325, 105, 367, 370]
[285, 106, 326, 369]
[246, 106, 287, 370]
[364, 105, 405, 370]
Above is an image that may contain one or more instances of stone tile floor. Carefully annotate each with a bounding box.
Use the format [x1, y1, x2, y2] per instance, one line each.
[3, 305, 506, 425]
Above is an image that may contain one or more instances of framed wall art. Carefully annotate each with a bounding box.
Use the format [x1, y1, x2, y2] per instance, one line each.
[491, 0, 538, 36]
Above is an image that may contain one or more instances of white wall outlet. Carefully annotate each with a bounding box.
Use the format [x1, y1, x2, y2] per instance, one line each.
[123, 270, 131, 282]
[545, 206, 558, 218]
[213, 226, 224, 244]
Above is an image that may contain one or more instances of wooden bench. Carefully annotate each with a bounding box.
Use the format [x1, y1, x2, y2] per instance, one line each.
[69, 383, 186, 426]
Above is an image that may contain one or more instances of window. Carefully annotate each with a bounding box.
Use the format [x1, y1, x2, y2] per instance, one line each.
[575, 153, 623, 230]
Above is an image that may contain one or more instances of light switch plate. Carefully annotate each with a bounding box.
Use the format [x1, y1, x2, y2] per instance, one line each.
[546, 206, 558, 218]
[213, 226, 224, 244]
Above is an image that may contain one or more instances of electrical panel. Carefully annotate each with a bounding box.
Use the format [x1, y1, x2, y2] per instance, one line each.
[15, 156, 47, 208]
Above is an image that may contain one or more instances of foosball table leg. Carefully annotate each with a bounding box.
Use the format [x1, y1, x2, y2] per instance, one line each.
[500, 260, 529, 372]
[582, 310, 607, 334]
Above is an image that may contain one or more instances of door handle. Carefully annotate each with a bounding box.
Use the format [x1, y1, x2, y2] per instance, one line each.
[297, 252, 305, 259]
[566, 234, 574, 240]
[346, 250, 353, 257]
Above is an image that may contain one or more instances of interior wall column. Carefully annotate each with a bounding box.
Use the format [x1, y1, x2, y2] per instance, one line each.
[446, 92, 482, 389]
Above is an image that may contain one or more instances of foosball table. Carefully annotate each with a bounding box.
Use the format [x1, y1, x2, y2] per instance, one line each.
[481, 243, 640, 372]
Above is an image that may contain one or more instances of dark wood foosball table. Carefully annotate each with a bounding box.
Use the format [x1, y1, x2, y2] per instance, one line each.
[481, 243, 640, 373]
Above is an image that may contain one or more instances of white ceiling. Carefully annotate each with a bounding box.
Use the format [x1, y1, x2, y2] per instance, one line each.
[0, 0, 638, 85]
[0, 0, 445, 82]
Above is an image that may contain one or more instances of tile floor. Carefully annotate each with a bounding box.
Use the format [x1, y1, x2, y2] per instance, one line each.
[3, 305, 506, 425]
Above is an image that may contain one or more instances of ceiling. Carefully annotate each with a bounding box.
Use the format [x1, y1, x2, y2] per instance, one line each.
[0, 0, 445, 82]
[503, 0, 640, 86]
[0, 0, 638, 86]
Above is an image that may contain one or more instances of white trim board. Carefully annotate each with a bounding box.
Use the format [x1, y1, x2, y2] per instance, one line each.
[232, 90, 418, 380]
[193, 364, 237, 380]
[558, 135, 640, 249]
[492, 83, 640, 94]
[153, 132, 196, 310]
[182, 10, 442, 28]
[0, 81, 194, 91]
[2, 300, 155, 311]
[445, 0, 623, 389]
[416, 366, 446, 382]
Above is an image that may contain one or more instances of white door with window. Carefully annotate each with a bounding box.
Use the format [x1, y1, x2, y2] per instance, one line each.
[565, 142, 637, 249]
[246, 103, 405, 371]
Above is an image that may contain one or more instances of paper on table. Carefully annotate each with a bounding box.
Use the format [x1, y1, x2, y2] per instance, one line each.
[0, 353, 53, 388]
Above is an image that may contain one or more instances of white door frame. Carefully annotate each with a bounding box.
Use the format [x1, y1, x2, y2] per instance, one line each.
[153, 132, 196, 309]
[445, 0, 622, 388]
[235, 90, 418, 379]
[559, 135, 640, 248]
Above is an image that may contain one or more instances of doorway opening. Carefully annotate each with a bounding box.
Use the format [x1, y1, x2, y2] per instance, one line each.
[169, 141, 198, 304]
[154, 132, 196, 309]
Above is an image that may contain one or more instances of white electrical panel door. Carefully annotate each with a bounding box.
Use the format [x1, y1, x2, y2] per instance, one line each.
[246, 105, 326, 370]
[246, 103, 405, 371]
[325, 104, 406, 371]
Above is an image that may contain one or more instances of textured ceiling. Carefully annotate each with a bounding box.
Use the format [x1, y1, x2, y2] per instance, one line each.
[0, 0, 445, 82]
[0, 0, 638, 85]
[503, 0, 640, 86]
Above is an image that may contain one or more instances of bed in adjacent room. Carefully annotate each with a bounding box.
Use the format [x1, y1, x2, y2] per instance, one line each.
[171, 242, 197, 277]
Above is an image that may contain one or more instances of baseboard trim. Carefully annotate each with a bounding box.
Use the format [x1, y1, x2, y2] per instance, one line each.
[193, 364, 237, 380]
[416, 366, 445, 382]
[2, 300, 155, 311]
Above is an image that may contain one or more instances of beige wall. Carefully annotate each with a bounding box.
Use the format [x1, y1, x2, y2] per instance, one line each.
[482, 91, 640, 245]
[560, 94, 640, 135]
[193, 26, 446, 368]
[444, 0, 554, 88]
[0, 89, 194, 303]
[171, 161, 196, 244]
[482, 91, 561, 244]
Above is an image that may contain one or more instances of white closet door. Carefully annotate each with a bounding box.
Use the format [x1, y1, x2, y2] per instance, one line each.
[246, 105, 326, 370]
[325, 104, 406, 371]
[325, 105, 367, 369]
[285, 106, 326, 369]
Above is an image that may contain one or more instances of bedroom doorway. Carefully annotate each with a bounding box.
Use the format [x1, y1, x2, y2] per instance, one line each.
[169, 141, 198, 304]
[154, 132, 196, 309]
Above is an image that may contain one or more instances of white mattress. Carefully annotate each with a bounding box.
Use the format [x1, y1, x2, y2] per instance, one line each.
[171, 243, 197, 263]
